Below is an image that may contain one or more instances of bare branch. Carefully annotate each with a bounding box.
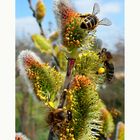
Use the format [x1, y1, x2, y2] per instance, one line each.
[28, 0, 35, 17]
[48, 58, 75, 139]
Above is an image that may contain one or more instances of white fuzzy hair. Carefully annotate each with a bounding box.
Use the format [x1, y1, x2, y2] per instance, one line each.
[53, 0, 75, 28]
[16, 132, 30, 140]
[53, 0, 76, 44]
[17, 50, 43, 101]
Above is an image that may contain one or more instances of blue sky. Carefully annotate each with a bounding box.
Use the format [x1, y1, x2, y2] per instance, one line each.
[16, 0, 124, 51]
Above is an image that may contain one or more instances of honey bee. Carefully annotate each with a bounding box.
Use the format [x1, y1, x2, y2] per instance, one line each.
[80, 3, 112, 30]
[104, 61, 114, 82]
[47, 108, 72, 127]
[109, 108, 121, 119]
[90, 121, 106, 139]
[98, 48, 114, 82]
[46, 108, 72, 138]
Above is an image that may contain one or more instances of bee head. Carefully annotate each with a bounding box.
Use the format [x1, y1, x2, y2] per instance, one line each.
[106, 51, 112, 60]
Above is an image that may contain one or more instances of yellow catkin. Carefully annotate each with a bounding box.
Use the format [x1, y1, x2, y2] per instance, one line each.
[35, 0, 46, 22]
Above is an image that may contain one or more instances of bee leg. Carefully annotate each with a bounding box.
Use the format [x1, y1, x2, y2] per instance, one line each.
[48, 128, 55, 140]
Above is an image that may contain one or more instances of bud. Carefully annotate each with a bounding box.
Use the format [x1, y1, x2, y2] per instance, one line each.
[35, 0, 46, 22]
[49, 31, 59, 42]
[31, 34, 52, 53]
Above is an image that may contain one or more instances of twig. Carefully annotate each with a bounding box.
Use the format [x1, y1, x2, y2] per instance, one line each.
[28, 0, 61, 71]
[58, 58, 76, 108]
[28, 0, 36, 17]
[28, 0, 45, 37]
[28, 0, 60, 71]
[38, 22, 46, 37]
[51, 53, 60, 71]
[48, 58, 76, 139]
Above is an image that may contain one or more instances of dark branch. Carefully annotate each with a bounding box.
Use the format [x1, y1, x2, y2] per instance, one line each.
[48, 58, 75, 139]
[38, 22, 46, 37]
[28, 0, 35, 17]
[58, 58, 76, 108]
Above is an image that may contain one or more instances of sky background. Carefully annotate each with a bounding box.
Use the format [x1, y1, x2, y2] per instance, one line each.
[16, 0, 124, 51]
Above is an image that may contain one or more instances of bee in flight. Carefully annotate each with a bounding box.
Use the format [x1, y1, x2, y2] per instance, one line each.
[80, 3, 112, 30]
[98, 48, 114, 82]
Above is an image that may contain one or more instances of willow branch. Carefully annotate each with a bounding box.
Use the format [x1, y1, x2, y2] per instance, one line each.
[58, 58, 76, 108]
[27, 0, 45, 37]
[27, 0, 61, 71]
[28, 0, 36, 17]
[51, 53, 60, 71]
[38, 22, 46, 37]
[48, 58, 76, 139]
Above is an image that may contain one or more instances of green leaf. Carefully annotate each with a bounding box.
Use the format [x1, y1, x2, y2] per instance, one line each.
[32, 34, 52, 53]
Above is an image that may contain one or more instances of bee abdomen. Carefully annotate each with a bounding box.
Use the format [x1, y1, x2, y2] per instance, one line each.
[80, 22, 88, 29]
[104, 61, 114, 70]
[80, 15, 97, 29]
[104, 61, 114, 81]
[80, 20, 93, 29]
[106, 72, 114, 81]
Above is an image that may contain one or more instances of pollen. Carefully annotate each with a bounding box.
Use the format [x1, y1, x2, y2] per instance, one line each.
[71, 75, 91, 90]
[98, 67, 105, 74]
[48, 101, 55, 108]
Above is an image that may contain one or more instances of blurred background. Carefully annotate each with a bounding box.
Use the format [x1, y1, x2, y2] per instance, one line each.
[16, 0, 124, 139]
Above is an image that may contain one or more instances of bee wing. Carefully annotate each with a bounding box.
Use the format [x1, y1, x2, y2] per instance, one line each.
[94, 38, 103, 49]
[92, 3, 100, 15]
[98, 18, 112, 26]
